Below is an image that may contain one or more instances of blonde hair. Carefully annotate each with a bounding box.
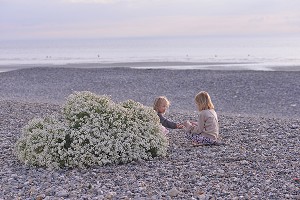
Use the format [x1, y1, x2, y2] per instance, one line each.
[195, 91, 214, 111]
[153, 96, 170, 112]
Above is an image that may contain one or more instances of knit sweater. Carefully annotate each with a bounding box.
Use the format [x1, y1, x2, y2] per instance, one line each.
[187, 109, 219, 140]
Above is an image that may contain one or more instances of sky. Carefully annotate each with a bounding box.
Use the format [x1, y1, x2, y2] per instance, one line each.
[1, 0, 300, 40]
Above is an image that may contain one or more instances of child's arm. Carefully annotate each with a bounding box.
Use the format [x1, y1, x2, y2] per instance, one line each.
[190, 113, 205, 134]
[158, 113, 177, 129]
[183, 120, 193, 132]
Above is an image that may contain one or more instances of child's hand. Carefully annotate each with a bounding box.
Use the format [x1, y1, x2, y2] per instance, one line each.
[191, 121, 198, 126]
[176, 124, 185, 129]
[183, 120, 192, 128]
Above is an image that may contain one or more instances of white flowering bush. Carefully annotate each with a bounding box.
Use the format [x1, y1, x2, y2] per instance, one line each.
[14, 91, 168, 169]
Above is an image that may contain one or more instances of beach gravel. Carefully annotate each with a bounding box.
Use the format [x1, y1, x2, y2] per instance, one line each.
[0, 67, 299, 199]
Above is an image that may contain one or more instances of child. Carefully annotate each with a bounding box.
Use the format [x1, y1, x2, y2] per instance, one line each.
[184, 91, 220, 146]
[153, 96, 184, 134]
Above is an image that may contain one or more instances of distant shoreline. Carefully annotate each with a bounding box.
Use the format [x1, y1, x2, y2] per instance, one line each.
[1, 61, 300, 73]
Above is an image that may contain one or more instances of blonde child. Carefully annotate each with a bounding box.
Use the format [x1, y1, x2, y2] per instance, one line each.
[184, 91, 220, 145]
[153, 96, 184, 134]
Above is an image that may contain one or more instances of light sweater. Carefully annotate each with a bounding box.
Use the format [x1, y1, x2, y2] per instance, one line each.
[187, 109, 219, 140]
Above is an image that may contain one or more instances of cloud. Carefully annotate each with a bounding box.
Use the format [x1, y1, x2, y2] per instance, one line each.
[65, 0, 115, 3]
[1, 0, 300, 40]
[64, 0, 140, 4]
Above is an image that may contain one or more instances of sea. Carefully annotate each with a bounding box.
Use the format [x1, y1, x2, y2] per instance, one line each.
[1, 36, 300, 72]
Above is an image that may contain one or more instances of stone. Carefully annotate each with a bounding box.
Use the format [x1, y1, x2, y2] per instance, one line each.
[168, 187, 180, 197]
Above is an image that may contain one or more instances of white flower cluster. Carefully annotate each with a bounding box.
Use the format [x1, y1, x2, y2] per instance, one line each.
[14, 91, 168, 169]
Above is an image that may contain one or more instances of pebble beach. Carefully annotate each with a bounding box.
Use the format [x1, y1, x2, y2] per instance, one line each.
[0, 66, 299, 199]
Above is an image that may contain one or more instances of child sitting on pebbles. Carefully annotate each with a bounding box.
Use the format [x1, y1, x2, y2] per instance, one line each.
[153, 96, 184, 134]
[184, 91, 221, 146]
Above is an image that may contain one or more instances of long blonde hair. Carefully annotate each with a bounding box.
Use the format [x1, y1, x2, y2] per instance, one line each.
[195, 91, 214, 111]
[153, 96, 170, 112]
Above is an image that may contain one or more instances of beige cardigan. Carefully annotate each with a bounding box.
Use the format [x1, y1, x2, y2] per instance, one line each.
[185, 109, 219, 140]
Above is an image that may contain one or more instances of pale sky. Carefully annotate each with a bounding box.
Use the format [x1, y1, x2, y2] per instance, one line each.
[1, 0, 300, 40]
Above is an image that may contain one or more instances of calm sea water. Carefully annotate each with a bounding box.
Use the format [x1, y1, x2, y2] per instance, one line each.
[1, 36, 300, 71]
